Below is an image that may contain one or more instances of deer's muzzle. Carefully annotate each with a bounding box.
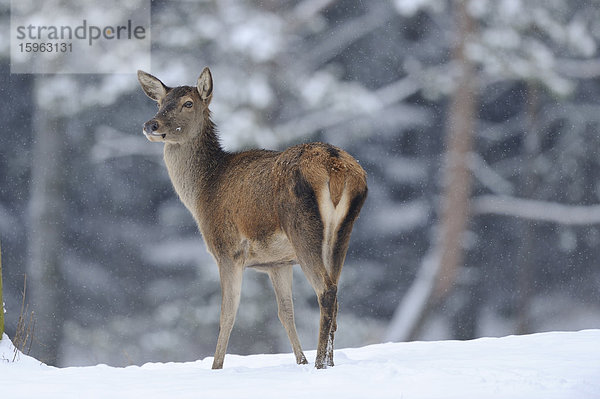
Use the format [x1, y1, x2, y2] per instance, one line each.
[143, 119, 166, 140]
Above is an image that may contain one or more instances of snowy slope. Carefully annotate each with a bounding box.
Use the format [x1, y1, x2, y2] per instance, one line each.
[1, 330, 599, 399]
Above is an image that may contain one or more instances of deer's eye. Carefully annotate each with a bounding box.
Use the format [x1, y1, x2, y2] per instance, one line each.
[183, 101, 193, 108]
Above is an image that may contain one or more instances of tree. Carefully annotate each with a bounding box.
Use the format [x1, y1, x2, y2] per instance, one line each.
[1, 241, 4, 339]
[387, 0, 600, 342]
[26, 78, 69, 364]
[387, 0, 477, 341]
[3, 0, 600, 366]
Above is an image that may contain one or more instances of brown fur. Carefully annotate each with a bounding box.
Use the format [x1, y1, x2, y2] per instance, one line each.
[138, 68, 367, 369]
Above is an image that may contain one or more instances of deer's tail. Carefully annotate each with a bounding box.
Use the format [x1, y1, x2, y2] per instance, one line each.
[279, 142, 367, 281]
[313, 145, 367, 282]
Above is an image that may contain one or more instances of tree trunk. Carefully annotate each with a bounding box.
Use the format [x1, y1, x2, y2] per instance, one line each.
[386, 0, 477, 342]
[434, 0, 476, 303]
[516, 83, 541, 334]
[26, 85, 68, 365]
[0, 241, 4, 339]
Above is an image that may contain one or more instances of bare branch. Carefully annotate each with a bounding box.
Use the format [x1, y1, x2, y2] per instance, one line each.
[472, 195, 600, 225]
[469, 153, 514, 195]
[385, 249, 441, 342]
[91, 126, 162, 163]
[274, 77, 423, 142]
[557, 58, 600, 79]
[286, 0, 337, 29]
[296, 2, 395, 71]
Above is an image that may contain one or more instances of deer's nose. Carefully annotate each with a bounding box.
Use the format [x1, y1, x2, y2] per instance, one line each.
[144, 120, 160, 134]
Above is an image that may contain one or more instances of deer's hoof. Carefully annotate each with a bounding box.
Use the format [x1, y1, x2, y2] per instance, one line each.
[297, 355, 308, 365]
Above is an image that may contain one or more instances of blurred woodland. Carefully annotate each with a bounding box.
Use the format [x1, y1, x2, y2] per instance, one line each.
[0, 0, 599, 366]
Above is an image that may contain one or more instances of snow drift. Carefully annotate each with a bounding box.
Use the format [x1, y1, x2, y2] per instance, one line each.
[1, 330, 599, 398]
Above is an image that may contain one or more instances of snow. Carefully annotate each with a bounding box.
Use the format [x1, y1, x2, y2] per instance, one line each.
[394, 0, 443, 17]
[372, 201, 429, 235]
[1, 330, 599, 398]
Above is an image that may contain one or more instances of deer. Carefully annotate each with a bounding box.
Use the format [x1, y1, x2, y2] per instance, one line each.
[137, 67, 367, 369]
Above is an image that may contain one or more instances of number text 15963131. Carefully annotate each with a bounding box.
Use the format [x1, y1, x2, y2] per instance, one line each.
[18, 42, 73, 53]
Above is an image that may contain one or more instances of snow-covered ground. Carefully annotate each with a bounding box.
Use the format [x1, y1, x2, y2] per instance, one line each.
[1, 330, 599, 399]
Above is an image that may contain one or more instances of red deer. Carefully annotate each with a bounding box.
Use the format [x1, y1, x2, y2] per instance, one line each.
[137, 68, 367, 369]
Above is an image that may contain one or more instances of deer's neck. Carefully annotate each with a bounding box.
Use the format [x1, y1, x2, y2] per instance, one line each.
[163, 119, 226, 215]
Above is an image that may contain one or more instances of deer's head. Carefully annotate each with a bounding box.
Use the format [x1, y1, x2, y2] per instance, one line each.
[137, 68, 213, 143]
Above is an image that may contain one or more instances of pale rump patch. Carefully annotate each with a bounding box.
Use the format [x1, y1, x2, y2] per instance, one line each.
[318, 184, 350, 275]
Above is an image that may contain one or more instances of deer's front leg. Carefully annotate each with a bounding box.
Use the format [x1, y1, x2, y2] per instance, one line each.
[267, 265, 308, 365]
[212, 263, 243, 369]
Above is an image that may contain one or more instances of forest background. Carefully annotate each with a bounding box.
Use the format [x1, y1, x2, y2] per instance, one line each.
[1, 0, 599, 366]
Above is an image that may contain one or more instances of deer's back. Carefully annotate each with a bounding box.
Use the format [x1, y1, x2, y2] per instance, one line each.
[194, 142, 366, 267]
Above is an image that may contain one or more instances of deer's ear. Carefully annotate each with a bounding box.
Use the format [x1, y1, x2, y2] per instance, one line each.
[197, 67, 213, 102]
[137, 70, 167, 101]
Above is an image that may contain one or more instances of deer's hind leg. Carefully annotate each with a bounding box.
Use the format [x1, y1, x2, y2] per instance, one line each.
[294, 252, 337, 370]
[324, 188, 368, 366]
[266, 265, 308, 365]
[279, 170, 338, 369]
